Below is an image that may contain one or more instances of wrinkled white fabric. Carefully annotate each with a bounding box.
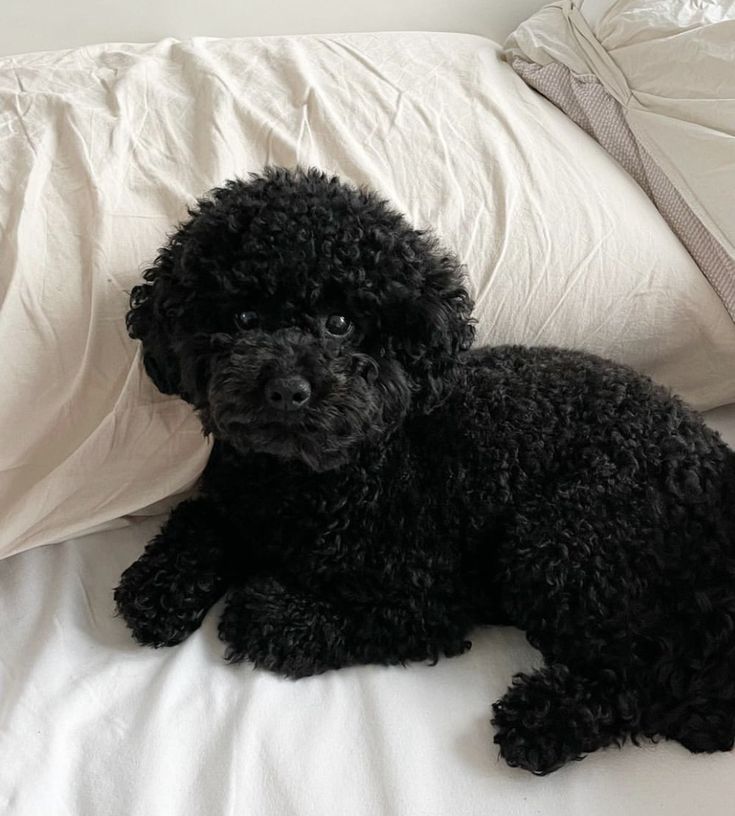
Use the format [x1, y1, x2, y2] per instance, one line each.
[0, 408, 733, 816]
[505, 0, 735, 319]
[2, 32, 735, 559]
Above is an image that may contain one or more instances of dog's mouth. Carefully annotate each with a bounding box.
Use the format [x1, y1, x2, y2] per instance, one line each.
[242, 424, 354, 472]
[209, 408, 357, 470]
[222, 409, 331, 439]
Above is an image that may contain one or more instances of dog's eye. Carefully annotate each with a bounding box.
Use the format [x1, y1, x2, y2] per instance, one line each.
[325, 314, 352, 337]
[235, 310, 259, 330]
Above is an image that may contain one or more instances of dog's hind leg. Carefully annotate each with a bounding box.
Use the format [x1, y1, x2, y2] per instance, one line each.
[653, 697, 735, 753]
[491, 663, 640, 774]
[641, 619, 735, 753]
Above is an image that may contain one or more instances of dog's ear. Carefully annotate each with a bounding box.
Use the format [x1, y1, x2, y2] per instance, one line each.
[126, 252, 183, 396]
[390, 244, 475, 413]
[412, 254, 476, 355]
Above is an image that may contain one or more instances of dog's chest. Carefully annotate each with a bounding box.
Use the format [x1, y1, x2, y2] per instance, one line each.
[240, 454, 467, 588]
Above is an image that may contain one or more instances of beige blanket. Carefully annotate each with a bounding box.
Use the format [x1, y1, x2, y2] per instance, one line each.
[506, 0, 735, 320]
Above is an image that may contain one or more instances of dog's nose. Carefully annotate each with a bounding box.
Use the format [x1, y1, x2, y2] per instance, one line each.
[264, 376, 312, 411]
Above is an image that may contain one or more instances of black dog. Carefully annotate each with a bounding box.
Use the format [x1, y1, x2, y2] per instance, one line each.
[115, 166, 735, 774]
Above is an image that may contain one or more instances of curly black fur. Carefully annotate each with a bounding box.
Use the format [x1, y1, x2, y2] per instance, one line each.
[115, 166, 735, 774]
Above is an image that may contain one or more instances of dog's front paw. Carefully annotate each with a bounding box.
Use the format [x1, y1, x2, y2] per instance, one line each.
[115, 601, 194, 648]
[114, 560, 218, 648]
[218, 578, 348, 678]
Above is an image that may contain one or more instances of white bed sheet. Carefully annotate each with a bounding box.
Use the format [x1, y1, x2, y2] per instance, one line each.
[2, 409, 735, 816]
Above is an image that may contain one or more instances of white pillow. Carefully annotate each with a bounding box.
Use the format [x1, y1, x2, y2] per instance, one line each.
[2, 32, 734, 557]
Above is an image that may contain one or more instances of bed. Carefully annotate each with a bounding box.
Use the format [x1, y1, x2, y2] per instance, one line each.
[2, 2, 735, 814]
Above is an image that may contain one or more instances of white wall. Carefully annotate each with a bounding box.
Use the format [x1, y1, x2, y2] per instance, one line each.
[0, 0, 548, 56]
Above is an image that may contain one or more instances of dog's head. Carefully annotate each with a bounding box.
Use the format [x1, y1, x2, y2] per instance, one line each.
[127, 167, 474, 471]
